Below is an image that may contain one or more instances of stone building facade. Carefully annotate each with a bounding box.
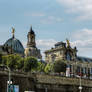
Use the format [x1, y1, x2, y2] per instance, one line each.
[45, 39, 92, 78]
[45, 39, 77, 63]
[0, 26, 42, 59]
[24, 26, 42, 59]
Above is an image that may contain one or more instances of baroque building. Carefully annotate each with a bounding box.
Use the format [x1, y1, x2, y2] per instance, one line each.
[24, 26, 42, 59]
[45, 39, 77, 62]
[0, 26, 42, 59]
[0, 27, 24, 56]
[45, 39, 92, 78]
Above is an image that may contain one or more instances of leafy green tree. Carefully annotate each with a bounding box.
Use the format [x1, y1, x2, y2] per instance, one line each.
[2, 54, 22, 70]
[16, 58, 24, 70]
[37, 61, 46, 72]
[0, 53, 2, 64]
[24, 56, 38, 72]
[53, 60, 66, 73]
[44, 63, 53, 73]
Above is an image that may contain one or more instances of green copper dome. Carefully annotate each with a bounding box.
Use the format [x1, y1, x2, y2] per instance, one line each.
[4, 37, 24, 54]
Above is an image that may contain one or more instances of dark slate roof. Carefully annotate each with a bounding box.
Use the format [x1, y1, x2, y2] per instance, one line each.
[55, 41, 66, 48]
[77, 56, 92, 62]
[4, 37, 24, 54]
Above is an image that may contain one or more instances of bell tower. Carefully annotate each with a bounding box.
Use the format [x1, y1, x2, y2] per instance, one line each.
[27, 26, 36, 48]
[25, 26, 42, 59]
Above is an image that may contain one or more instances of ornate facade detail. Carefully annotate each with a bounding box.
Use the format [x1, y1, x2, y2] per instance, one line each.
[45, 40, 77, 62]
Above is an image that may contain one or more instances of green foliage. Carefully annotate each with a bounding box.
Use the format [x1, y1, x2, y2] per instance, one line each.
[53, 60, 66, 73]
[24, 56, 38, 72]
[1, 54, 43, 73]
[44, 63, 53, 73]
[37, 62, 46, 72]
[2, 54, 22, 70]
[0, 53, 2, 64]
[16, 58, 24, 70]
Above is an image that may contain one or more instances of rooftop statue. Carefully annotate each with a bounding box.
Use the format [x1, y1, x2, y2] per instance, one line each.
[12, 27, 15, 38]
[66, 39, 70, 47]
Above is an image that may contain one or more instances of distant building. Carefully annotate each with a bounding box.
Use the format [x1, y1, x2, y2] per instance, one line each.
[24, 26, 42, 59]
[0, 26, 42, 59]
[44, 39, 77, 62]
[45, 39, 92, 78]
[0, 27, 24, 56]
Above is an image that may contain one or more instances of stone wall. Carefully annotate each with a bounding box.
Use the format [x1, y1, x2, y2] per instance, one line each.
[35, 74, 92, 92]
[0, 71, 35, 92]
[0, 71, 92, 92]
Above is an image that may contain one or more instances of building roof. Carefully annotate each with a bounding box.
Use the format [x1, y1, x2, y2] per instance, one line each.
[29, 26, 35, 35]
[77, 56, 92, 62]
[4, 37, 24, 54]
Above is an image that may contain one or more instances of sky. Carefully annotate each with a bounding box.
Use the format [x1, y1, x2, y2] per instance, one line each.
[0, 0, 92, 59]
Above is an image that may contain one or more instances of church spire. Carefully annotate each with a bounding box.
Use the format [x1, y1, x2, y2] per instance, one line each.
[12, 27, 15, 38]
[27, 26, 36, 48]
[30, 25, 32, 32]
[29, 25, 35, 35]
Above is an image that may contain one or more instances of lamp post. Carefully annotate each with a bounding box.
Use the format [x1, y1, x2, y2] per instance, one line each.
[7, 66, 12, 92]
[79, 76, 82, 92]
[0, 65, 12, 92]
[79, 64, 82, 92]
[75, 62, 83, 92]
[45, 88, 47, 92]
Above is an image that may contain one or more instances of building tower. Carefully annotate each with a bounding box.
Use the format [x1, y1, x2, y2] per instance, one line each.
[25, 26, 42, 59]
[27, 26, 36, 48]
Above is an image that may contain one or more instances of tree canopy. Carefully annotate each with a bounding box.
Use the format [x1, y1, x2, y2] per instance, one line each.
[53, 60, 67, 73]
[24, 56, 38, 72]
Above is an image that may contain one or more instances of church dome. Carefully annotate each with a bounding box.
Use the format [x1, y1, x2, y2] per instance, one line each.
[4, 37, 24, 54]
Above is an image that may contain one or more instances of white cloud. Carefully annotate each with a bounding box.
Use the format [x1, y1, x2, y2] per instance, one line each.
[25, 12, 45, 17]
[56, 0, 92, 20]
[36, 39, 57, 59]
[36, 39, 57, 50]
[70, 28, 92, 57]
[25, 12, 63, 24]
[72, 28, 92, 40]
[40, 16, 63, 24]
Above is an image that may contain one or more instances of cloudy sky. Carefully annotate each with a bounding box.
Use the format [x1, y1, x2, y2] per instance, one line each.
[0, 0, 92, 59]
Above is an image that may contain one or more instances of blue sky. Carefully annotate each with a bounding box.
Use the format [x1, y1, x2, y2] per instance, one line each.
[0, 0, 92, 58]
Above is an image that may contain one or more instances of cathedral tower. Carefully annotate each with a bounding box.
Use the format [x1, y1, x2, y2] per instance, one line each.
[27, 26, 36, 48]
[25, 26, 42, 59]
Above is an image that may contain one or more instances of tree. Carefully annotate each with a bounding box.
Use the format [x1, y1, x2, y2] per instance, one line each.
[0, 53, 2, 64]
[24, 56, 38, 72]
[37, 61, 46, 72]
[16, 58, 24, 70]
[53, 60, 66, 73]
[2, 54, 22, 70]
[44, 63, 53, 73]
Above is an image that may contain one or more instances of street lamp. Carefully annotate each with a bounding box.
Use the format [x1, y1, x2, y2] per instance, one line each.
[0, 65, 12, 92]
[79, 64, 83, 92]
[6, 66, 12, 92]
[74, 62, 83, 92]
[45, 88, 48, 92]
[79, 76, 82, 92]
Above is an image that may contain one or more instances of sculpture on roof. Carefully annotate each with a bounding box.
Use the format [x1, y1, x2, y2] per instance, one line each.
[66, 39, 70, 47]
[12, 27, 15, 38]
